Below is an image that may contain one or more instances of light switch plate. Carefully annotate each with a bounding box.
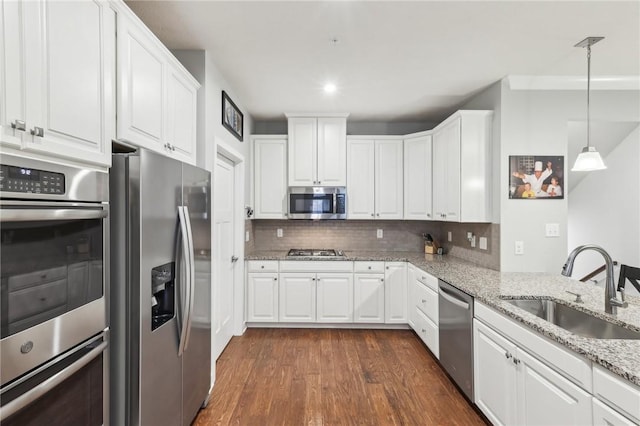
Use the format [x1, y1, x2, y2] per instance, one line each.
[471, 235, 476, 248]
[448, 231, 452, 242]
[545, 223, 560, 237]
[515, 241, 524, 255]
[277, 228, 283, 238]
[245, 231, 250, 242]
[377, 229, 383, 239]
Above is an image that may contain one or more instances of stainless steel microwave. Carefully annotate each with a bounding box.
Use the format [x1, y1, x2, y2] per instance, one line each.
[288, 187, 346, 219]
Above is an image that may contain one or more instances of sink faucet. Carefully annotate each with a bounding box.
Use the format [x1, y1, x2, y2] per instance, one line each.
[561, 244, 628, 315]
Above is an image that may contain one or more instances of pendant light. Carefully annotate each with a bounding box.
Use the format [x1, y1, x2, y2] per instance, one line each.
[572, 36, 607, 171]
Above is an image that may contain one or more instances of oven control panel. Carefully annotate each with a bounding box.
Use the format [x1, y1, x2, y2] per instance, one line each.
[0, 164, 65, 194]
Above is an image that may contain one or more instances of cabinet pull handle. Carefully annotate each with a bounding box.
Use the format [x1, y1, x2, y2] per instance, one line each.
[505, 352, 512, 359]
[421, 299, 426, 303]
[11, 120, 26, 131]
[513, 358, 520, 365]
[30, 126, 44, 137]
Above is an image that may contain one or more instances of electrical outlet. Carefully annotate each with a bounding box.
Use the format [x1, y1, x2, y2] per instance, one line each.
[447, 231, 452, 242]
[277, 228, 283, 238]
[545, 223, 560, 238]
[515, 241, 524, 255]
[377, 229, 383, 239]
[479, 237, 488, 250]
[245, 230, 250, 242]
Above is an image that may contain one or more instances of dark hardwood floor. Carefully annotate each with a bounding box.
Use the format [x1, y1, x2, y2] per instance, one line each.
[194, 328, 487, 426]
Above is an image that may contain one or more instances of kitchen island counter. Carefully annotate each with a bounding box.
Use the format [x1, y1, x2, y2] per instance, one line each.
[245, 250, 640, 386]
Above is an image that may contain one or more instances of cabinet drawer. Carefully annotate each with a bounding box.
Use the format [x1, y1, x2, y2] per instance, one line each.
[593, 398, 637, 426]
[414, 268, 438, 292]
[8, 278, 68, 322]
[279, 261, 353, 273]
[8, 266, 67, 291]
[247, 260, 278, 273]
[593, 364, 640, 424]
[414, 307, 439, 358]
[353, 261, 384, 273]
[414, 280, 438, 325]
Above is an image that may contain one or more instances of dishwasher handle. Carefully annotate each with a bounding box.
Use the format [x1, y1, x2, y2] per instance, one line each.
[439, 286, 471, 310]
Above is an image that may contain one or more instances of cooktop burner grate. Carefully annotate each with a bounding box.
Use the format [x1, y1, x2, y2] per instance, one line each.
[287, 249, 342, 257]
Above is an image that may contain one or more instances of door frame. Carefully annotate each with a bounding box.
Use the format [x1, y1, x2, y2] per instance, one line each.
[214, 138, 246, 337]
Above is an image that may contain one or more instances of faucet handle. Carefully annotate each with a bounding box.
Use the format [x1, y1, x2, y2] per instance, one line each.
[566, 291, 584, 303]
[620, 287, 626, 303]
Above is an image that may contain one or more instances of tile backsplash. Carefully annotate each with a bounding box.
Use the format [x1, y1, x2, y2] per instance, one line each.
[248, 219, 500, 270]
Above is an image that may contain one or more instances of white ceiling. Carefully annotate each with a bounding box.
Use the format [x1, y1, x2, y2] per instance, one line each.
[125, 1, 640, 123]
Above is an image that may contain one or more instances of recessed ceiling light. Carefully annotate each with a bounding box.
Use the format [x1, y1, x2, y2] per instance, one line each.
[324, 83, 337, 94]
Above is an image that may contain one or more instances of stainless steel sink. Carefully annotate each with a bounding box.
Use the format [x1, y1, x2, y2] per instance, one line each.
[503, 298, 640, 340]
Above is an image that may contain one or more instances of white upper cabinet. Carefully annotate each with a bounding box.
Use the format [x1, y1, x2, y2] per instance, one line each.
[116, 2, 199, 164]
[432, 111, 493, 222]
[253, 136, 287, 219]
[404, 134, 433, 220]
[0, 0, 115, 167]
[287, 115, 348, 186]
[347, 138, 403, 219]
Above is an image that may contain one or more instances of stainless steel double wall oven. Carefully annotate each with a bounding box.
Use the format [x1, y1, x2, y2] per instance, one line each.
[0, 154, 109, 425]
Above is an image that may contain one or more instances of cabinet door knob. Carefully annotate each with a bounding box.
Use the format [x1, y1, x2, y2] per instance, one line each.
[505, 352, 512, 359]
[380, 278, 384, 282]
[427, 213, 431, 218]
[30, 126, 44, 137]
[274, 277, 277, 281]
[421, 328, 426, 333]
[11, 120, 26, 131]
[371, 213, 375, 217]
[376, 213, 380, 217]
[421, 299, 426, 304]
[318, 181, 321, 184]
[261, 265, 264, 269]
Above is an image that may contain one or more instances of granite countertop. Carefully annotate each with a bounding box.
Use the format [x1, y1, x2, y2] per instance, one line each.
[246, 250, 640, 386]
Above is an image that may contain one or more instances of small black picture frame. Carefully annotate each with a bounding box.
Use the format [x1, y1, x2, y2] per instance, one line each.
[222, 91, 243, 142]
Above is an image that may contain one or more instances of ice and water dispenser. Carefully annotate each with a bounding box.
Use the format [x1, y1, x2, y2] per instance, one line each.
[151, 262, 175, 330]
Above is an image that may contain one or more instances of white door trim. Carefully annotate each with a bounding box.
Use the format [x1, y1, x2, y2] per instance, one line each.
[215, 138, 246, 336]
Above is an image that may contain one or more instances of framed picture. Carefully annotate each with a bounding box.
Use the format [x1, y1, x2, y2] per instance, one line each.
[509, 155, 564, 199]
[222, 91, 243, 141]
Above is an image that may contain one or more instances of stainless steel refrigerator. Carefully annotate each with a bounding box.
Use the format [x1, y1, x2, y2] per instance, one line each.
[109, 148, 212, 426]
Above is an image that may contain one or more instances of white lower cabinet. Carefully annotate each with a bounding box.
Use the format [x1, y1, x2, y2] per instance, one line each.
[316, 274, 354, 323]
[408, 267, 439, 357]
[353, 274, 385, 323]
[278, 261, 354, 323]
[247, 272, 279, 322]
[384, 262, 407, 323]
[353, 261, 385, 323]
[474, 319, 592, 426]
[279, 273, 316, 322]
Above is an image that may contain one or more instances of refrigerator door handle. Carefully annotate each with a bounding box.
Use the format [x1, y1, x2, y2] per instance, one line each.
[182, 205, 196, 352]
[177, 206, 192, 356]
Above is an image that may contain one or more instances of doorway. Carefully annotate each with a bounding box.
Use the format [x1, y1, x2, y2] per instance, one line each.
[212, 145, 245, 361]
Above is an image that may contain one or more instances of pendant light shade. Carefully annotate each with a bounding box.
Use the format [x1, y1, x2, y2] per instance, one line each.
[571, 36, 607, 172]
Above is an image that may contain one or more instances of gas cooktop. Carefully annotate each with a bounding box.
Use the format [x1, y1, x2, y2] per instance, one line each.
[287, 249, 344, 257]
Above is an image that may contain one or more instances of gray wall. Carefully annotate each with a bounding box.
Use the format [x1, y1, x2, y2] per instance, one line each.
[499, 86, 640, 272]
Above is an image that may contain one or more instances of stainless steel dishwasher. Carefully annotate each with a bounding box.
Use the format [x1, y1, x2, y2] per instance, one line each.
[438, 279, 474, 401]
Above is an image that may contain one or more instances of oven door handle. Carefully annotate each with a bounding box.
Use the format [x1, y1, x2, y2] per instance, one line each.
[0, 208, 107, 222]
[0, 340, 107, 421]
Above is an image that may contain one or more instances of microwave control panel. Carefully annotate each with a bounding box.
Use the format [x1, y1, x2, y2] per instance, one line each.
[336, 193, 346, 214]
[0, 164, 65, 194]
